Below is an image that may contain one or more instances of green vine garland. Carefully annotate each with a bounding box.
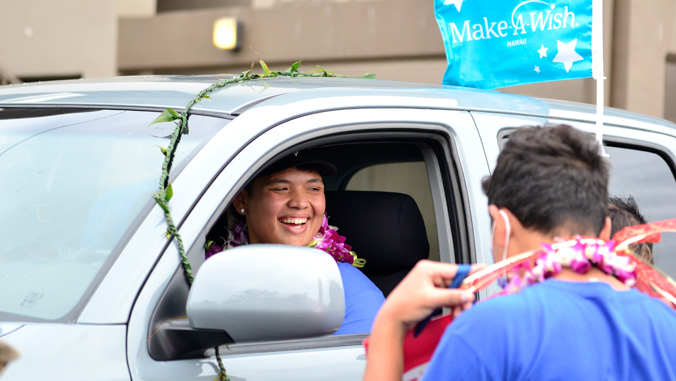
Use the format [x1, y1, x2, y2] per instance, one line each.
[150, 60, 374, 381]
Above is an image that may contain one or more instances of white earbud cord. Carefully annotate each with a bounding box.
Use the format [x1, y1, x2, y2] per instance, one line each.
[499, 209, 510, 262]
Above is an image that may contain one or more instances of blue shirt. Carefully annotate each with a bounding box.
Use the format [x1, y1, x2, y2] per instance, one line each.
[334, 262, 385, 335]
[423, 280, 676, 380]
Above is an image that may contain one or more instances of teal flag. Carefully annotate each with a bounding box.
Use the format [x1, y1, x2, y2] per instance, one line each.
[435, 0, 594, 89]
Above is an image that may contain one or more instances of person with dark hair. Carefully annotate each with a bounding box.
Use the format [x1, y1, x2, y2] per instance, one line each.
[364, 124, 676, 380]
[609, 195, 654, 264]
[482, 124, 609, 240]
[207, 152, 385, 335]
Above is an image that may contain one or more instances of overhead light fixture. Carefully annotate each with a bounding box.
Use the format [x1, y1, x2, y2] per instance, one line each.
[213, 17, 240, 51]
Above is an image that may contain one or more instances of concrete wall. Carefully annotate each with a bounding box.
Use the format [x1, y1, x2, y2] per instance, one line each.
[611, 0, 673, 119]
[118, 0, 446, 81]
[117, 0, 614, 105]
[119, 0, 157, 17]
[665, 57, 676, 123]
[0, 0, 118, 80]
[2, 0, 676, 121]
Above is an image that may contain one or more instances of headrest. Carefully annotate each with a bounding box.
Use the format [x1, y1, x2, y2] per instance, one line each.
[325, 191, 429, 275]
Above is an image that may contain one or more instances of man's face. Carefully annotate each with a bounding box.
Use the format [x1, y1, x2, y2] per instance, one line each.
[241, 167, 326, 246]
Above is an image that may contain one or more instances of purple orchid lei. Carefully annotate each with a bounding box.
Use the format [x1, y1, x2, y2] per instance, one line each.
[205, 213, 364, 267]
[308, 214, 365, 267]
[497, 236, 637, 296]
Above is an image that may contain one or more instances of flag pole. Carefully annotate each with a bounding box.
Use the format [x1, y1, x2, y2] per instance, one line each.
[593, 0, 608, 157]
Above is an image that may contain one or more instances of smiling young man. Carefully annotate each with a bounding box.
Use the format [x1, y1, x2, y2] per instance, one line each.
[236, 166, 326, 247]
[229, 153, 385, 334]
[364, 124, 676, 380]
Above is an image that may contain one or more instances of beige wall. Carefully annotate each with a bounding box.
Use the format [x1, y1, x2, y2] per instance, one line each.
[116, 0, 615, 105]
[118, 0, 445, 78]
[118, 0, 157, 17]
[2, 0, 676, 121]
[0, 0, 118, 80]
[665, 58, 676, 123]
[611, 0, 673, 118]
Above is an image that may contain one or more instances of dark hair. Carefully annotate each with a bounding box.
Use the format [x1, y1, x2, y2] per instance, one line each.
[482, 124, 609, 237]
[609, 195, 654, 263]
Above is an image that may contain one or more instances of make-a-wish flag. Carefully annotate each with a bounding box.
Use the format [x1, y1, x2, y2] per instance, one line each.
[435, 0, 594, 89]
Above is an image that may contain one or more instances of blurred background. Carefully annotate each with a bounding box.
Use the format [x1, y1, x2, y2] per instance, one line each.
[1, 0, 675, 122]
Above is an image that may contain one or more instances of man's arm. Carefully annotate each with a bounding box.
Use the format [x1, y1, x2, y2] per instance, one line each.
[363, 260, 480, 381]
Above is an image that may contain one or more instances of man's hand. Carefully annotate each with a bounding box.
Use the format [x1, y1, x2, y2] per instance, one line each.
[363, 260, 484, 381]
[379, 260, 481, 330]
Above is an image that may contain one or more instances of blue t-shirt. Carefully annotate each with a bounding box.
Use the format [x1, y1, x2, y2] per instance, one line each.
[423, 280, 676, 380]
[334, 262, 385, 335]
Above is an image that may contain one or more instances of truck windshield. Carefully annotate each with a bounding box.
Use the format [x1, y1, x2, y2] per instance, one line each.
[0, 108, 225, 322]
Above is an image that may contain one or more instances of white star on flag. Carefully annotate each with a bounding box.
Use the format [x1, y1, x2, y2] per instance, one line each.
[552, 39, 584, 73]
[537, 45, 548, 58]
[444, 0, 465, 12]
[534, 66, 541, 74]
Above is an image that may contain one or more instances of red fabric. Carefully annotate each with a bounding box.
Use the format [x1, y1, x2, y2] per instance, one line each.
[611, 219, 676, 244]
[363, 314, 454, 380]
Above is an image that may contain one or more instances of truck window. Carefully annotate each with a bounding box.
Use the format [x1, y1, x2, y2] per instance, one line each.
[606, 145, 676, 278]
[346, 162, 439, 260]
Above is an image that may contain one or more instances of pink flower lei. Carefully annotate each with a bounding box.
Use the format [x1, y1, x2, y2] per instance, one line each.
[497, 236, 637, 296]
[205, 213, 365, 268]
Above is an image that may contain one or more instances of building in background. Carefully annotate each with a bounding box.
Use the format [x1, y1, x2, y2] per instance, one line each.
[0, 0, 675, 122]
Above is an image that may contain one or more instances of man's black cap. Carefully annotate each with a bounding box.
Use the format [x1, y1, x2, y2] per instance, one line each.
[258, 150, 337, 177]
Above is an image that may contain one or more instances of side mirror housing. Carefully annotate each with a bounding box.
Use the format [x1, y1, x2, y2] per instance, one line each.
[187, 245, 345, 342]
